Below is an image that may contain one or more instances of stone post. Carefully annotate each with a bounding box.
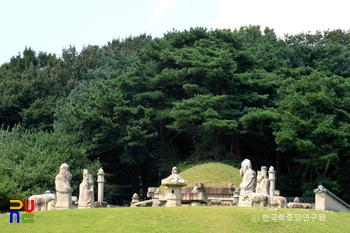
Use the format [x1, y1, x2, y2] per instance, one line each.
[97, 168, 105, 205]
[268, 166, 276, 197]
[233, 188, 240, 206]
[152, 188, 161, 207]
[88, 173, 94, 208]
[130, 193, 139, 207]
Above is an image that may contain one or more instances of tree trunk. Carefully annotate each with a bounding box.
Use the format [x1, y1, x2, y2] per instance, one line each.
[138, 171, 143, 200]
[323, 160, 330, 176]
[213, 130, 220, 161]
[276, 151, 280, 187]
[159, 120, 165, 144]
[191, 121, 200, 162]
[229, 135, 241, 161]
[301, 164, 310, 195]
[234, 135, 241, 161]
[230, 135, 234, 155]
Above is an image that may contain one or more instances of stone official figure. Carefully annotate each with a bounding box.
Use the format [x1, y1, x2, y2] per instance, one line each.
[239, 159, 256, 192]
[78, 169, 93, 208]
[55, 163, 73, 209]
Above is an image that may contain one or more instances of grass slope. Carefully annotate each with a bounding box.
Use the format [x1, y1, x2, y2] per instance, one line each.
[1, 207, 349, 233]
[178, 162, 241, 188]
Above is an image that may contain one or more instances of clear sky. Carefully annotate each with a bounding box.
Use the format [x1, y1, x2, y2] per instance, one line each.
[1, 0, 349, 65]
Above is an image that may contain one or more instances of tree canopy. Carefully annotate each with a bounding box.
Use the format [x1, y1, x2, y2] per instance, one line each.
[1, 28, 350, 211]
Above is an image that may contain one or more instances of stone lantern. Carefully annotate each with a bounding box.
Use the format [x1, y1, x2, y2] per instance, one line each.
[161, 167, 187, 207]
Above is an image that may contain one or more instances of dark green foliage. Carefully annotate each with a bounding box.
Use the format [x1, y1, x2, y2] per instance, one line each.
[1, 27, 350, 209]
[0, 126, 100, 212]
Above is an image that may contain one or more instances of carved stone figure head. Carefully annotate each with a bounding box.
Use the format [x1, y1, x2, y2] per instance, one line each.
[240, 159, 252, 177]
[172, 167, 178, 174]
[60, 163, 72, 180]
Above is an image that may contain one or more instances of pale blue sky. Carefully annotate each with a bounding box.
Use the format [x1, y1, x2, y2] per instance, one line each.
[1, 0, 349, 65]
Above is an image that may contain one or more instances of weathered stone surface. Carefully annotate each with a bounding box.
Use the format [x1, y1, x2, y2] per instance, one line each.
[210, 198, 221, 206]
[152, 188, 162, 207]
[238, 159, 256, 207]
[147, 187, 158, 198]
[97, 168, 105, 206]
[78, 169, 94, 209]
[181, 192, 208, 204]
[270, 196, 287, 208]
[287, 197, 312, 208]
[161, 167, 187, 186]
[161, 167, 187, 207]
[233, 188, 240, 206]
[314, 184, 350, 212]
[239, 159, 256, 192]
[55, 163, 73, 209]
[256, 166, 269, 195]
[268, 166, 276, 197]
[237, 159, 286, 208]
[252, 193, 269, 207]
[190, 201, 202, 206]
[28, 193, 56, 211]
[130, 193, 139, 207]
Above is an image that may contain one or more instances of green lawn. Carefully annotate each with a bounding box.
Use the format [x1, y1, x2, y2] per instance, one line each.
[1, 207, 349, 233]
[3, 163, 348, 232]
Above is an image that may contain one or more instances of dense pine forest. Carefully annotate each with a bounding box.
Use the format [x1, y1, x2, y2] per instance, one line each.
[1, 26, 350, 211]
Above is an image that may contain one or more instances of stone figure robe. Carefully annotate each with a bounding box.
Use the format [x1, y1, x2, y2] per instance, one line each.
[239, 168, 256, 192]
[79, 181, 92, 207]
[55, 172, 72, 194]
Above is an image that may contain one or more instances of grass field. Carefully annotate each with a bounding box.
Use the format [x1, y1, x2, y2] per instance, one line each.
[1, 206, 349, 233]
[3, 163, 348, 232]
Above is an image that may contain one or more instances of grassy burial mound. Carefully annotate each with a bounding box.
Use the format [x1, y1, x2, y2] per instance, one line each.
[178, 162, 241, 188]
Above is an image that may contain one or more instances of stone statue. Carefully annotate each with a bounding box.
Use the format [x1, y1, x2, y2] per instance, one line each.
[78, 169, 94, 208]
[237, 159, 286, 208]
[88, 173, 94, 206]
[28, 193, 56, 211]
[270, 196, 287, 208]
[256, 166, 270, 194]
[239, 159, 256, 192]
[287, 197, 312, 209]
[55, 163, 73, 209]
[238, 159, 257, 207]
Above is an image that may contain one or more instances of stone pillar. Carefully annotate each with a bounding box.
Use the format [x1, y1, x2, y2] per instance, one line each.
[130, 193, 139, 207]
[314, 184, 327, 211]
[268, 166, 276, 197]
[233, 188, 240, 206]
[152, 188, 161, 207]
[257, 166, 270, 195]
[97, 168, 105, 205]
